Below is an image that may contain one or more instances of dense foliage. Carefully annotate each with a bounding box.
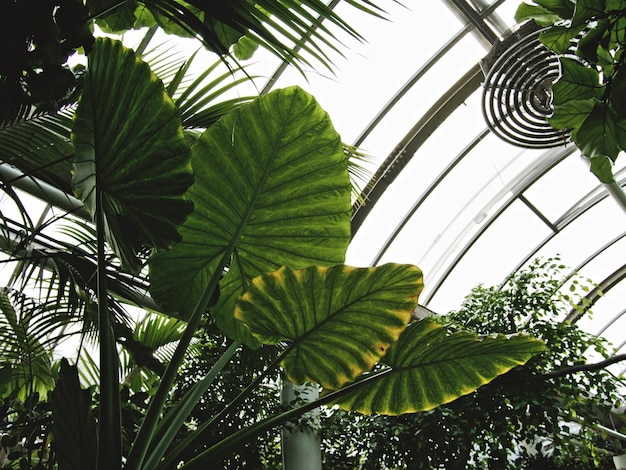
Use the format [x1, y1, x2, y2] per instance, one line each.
[0, 0, 92, 124]
[516, 0, 626, 183]
[321, 258, 625, 469]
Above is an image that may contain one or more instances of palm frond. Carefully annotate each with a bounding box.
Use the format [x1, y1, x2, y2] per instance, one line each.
[139, 40, 190, 86]
[139, 0, 389, 71]
[173, 58, 257, 129]
[0, 107, 75, 195]
[77, 347, 101, 389]
[0, 288, 78, 399]
[344, 143, 374, 205]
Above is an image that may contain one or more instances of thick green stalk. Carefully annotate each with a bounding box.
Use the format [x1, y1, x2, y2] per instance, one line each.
[125, 251, 231, 470]
[95, 191, 122, 470]
[155, 346, 287, 470]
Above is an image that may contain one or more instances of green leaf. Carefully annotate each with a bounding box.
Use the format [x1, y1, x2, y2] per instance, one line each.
[50, 359, 98, 470]
[0, 107, 75, 195]
[90, 0, 139, 32]
[573, 102, 619, 160]
[607, 0, 626, 8]
[134, 4, 158, 29]
[609, 15, 626, 52]
[233, 36, 259, 60]
[0, 290, 59, 400]
[515, 3, 566, 25]
[172, 58, 255, 129]
[149, 86, 351, 347]
[552, 57, 603, 106]
[206, 16, 244, 54]
[72, 38, 193, 273]
[611, 66, 626, 117]
[540, 25, 585, 54]
[0, 364, 11, 385]
[589, 155, 615, 183]
[549, 97, 597, 129]
[532, 0, 576, 19]
[331, 318, 546, 415]
[615, 115, 626, 150]
[571, 0, 606, 27]
[576, 19, 610, 63]
[235, 263, 424, 390]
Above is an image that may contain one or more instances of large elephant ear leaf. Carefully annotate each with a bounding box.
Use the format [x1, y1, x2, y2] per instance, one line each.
[72, 37, 193, 273]
[235, 263, 424, 390]
[149, 86, 351, 346]
[331, 318, 546, 415]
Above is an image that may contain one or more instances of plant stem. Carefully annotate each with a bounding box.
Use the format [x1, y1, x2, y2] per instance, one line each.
[125, 252, 230, 470]
[95, 191, 122, 470]
[157, 345, 288, 469]
[141, 340, 241, 470]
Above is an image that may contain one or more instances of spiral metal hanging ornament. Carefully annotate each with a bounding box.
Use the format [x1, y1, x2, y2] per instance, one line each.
[481, 23, 571, 149]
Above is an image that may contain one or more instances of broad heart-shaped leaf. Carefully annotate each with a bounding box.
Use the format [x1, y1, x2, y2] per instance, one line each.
[330, 318, 546, 415]
[149, 86, 351, 347]
[235, 264, 424, 390]
[72, 38, 193, 273]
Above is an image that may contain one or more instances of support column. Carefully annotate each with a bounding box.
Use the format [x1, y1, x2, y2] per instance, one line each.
[281, 382, 322, 470]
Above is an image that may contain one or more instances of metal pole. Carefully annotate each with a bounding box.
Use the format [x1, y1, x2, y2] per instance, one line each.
[281, 382, 322, 470]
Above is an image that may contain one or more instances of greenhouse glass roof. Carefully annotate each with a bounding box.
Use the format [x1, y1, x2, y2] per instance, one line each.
[1, 0, 625, 382]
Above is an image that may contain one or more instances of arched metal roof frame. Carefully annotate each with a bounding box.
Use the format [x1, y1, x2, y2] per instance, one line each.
[350, 0, 509, 149]
[433, 150, 625, 290]
[351, 63, 485, 234]
[317, 0, 626, 385]
[413, 144, 573, 304]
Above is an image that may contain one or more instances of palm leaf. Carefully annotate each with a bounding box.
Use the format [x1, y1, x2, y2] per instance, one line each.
[344, 143, 373, 204]
[96, 0, 387, 71]
[330, 318, 547, 415]
[144, 0, 317, 65]
[0, 107, 75, 194]
[149, 85, 352, 347]
[170, 55, 256, 129]
[78, 348, 101, 389]
[140, 40, 190, 87]
[0, 288, 73, 399]
[235, 263, 424, 389]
